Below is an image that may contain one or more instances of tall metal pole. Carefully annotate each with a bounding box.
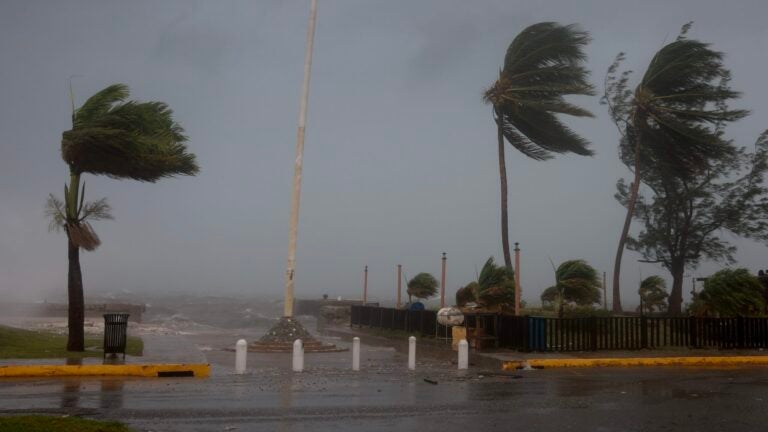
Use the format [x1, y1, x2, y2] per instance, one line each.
[397, 264, 402, 308]
[283, 0, 318, 318]
[363, 265, 368, 305]
[603, 271, 608, 310]
[440, 253, 447, 309]
[514, 242, 521, 316]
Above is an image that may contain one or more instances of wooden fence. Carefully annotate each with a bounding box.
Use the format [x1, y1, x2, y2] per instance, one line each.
[350, 305, 768, 351]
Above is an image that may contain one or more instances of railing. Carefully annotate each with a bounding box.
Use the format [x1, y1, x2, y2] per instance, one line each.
[351, 306, 768, 352]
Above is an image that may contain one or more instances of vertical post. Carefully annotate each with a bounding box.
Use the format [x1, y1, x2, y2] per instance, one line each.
[440, 253, 447, 309]
[363, 265, 368, 305]
[737, 315, 745, 349]
[641, 315, 648, 349]
[603, 272, 608, 310]
[458, 339, 468, 369]
[397, 264, 402, 308]
[235, 339, 247, 374]
[283, 0, 319, 318]
[590, 317, 598, 351]
[292, 339, 304, 372]
[352, 337, 360, 371]
[408, 336, 416, 370]
[514, 242, 521, 316]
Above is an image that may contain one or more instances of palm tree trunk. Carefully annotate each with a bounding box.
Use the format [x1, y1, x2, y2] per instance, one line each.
[612, 128, 643, 313]
[497, 122, 513, 270]
[66, 232, 85, 351]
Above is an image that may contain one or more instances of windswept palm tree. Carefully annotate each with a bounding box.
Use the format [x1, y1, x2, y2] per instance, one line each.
[548, 259, 601, 317]
[47, 84, 199, 351]
[638, 276, 668, 314]
[605, 25, 748, 313]
[484, 22, 595, 273]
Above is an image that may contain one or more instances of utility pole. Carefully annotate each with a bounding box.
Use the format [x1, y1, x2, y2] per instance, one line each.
[283, 0, 318, 318]
[603, 271, 608, 310]
[397, 264, 402, 308]
[363, 265, 368, 305]
[440, 253, 447, 308]
[514, 242, 521, 316]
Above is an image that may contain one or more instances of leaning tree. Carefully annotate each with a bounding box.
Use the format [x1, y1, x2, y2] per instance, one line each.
[47, 84, 199, 351]
[617, 131, 768, 314]
[484, 22, 595, 271]
[603, 23, 748, 312]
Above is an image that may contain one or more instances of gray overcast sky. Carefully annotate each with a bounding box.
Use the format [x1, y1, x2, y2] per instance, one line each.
[1, 0, 767, 307]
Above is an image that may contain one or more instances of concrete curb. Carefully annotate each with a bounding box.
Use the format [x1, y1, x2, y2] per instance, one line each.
[0, 363, 210, 378]
[503, 356, 768, 370]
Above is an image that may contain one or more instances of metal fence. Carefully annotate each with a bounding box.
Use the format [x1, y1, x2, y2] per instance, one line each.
[350, 305, 768, 352]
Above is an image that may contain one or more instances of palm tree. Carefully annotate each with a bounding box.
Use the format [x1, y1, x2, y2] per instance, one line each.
[476, 257, 516, 311]
[407, 273, 439, 303]
[484, 22, 595, 271]
[605, 26, 748, 313]
[47, 84, 199, 351]
[548, 259, 601, 317]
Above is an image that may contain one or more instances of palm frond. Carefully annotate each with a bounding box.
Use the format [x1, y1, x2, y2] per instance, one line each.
[79, 198, 113, 223]
[63, 84, 199, 182]
[485, 22, 595, 161]
[66, 222, 101, 251]
[45, 194, 67, 232]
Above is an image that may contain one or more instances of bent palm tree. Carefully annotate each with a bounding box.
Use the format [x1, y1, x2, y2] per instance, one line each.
[47, 84, 199, 351]
[484, 22, 595, 272]
[548, 259, 601, 317]
[605, 27, 747, 313]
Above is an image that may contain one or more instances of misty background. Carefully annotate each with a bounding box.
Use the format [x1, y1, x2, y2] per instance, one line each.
[1, 0, 766, 308]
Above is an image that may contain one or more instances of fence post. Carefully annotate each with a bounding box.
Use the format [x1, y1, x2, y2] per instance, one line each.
[523, 316, 532, 352]
[590, 317, 598, 351]
[689, 316, 698, 348]
[641, 316, 648, 349]
[737, 315, 746, 349]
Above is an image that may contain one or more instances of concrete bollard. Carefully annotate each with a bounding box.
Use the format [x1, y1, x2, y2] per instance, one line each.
[408, 336, 416, 370]
[235, 339, 247, 374]
[458, 339, 468, 370]
[352, 337, 360, 371]
[293, 339, 304, 372]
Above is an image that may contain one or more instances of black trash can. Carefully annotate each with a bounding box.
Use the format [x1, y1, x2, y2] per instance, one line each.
[103, 313, 130, 359]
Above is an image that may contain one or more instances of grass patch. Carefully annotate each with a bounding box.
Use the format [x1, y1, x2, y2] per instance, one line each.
[0, 415, 131, 432]
[0, 325, 143, 359]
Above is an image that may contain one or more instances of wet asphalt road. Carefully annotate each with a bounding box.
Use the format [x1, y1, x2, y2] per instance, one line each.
[3, 347, 768, 432]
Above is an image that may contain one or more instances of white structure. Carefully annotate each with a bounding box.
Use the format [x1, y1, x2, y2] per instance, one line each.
[293, 339, 304, 372]
[437, 307, 464, 326]
[235, 339, 247, 374]
[408, 336, 416, 370]
[458, 339, 469, 370]
[352, 337, 360, 371]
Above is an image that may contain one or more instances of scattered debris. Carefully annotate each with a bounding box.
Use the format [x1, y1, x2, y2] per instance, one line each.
[423, 378, 438, 385]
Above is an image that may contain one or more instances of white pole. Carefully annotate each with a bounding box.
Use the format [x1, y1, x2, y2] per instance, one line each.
[283, 0, 319, 318]
[293, 339, 304, 372]
[458, 339, 468, 370]
[352, 337, 360, 371]
[408, 336, 416, 370]
[235, 339, 247, 374]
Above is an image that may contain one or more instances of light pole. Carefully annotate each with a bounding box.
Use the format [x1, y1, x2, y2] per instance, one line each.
[440, 253, 446, 308]
[283, 0, 318, 318]
[363, 265, 368, 305]
[514, 242, 521, 316]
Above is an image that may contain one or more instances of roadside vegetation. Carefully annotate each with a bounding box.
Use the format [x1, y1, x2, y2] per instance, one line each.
[0, 325, 142, 359]
[0, 415, 132, 432]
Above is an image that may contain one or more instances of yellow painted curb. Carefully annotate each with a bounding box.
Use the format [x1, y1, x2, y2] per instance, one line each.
[502, 356, 768, 370]
[0, 363, 210, 378]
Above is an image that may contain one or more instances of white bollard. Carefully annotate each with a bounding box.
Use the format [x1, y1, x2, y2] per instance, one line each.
[292, 339, 304, 372]
[408, 336, 416, 370]
[458, 339, 468, 370]
[352, 337, 360, 371]
[235, 339, 247, 374]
